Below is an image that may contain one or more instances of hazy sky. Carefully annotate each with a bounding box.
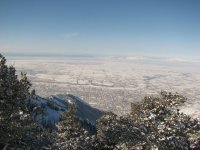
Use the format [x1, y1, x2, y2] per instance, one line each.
[0, 0, 200, 58]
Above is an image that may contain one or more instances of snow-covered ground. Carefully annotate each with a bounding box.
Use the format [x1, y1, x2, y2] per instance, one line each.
[7, 56, 200, 118]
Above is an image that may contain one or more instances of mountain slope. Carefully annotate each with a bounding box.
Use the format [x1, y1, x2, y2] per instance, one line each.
[30, 94, 104, 128]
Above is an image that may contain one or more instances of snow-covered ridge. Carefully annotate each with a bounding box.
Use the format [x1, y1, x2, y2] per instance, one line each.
[30, 94, 104, 128]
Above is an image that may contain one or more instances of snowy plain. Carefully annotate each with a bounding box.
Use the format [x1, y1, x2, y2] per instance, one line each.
[7, 56, 200, 118]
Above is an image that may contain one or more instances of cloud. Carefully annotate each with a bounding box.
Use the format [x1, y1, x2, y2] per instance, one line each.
[126, 56, 145, 61]
[166, 57, 200, 63]
[63, 32, 79, 38]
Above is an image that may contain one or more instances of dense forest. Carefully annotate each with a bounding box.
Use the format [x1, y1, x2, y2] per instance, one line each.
[0, 54, 199, 150]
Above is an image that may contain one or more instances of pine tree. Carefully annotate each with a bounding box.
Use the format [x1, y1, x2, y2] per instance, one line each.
[55, 104, 92, 150]
[0, 54, 42, 149]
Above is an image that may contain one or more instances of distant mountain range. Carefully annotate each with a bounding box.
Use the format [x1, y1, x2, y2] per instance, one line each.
[30, 94, 104, 129]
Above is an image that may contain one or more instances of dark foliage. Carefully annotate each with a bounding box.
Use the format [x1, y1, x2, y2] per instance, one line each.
[0, 54, 53, 149]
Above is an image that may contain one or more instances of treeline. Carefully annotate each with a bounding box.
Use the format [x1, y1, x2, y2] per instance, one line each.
[0, 54, 199, 150]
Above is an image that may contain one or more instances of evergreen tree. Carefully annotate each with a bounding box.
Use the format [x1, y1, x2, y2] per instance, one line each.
[0, 54, 33, 146]
[96, 112, 148, 149]
[55, 104, 92, 150]
[0, 54, 53, 149]
[95, 91, 200, 150]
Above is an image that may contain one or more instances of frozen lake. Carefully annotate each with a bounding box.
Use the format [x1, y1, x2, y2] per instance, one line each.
[7, 56, 200, 118]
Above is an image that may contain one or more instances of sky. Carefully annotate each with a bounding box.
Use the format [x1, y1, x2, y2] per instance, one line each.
[0, 0, 200, 58]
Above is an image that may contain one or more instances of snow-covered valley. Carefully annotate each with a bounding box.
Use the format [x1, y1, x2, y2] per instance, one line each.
[7, 56, 200, 118]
